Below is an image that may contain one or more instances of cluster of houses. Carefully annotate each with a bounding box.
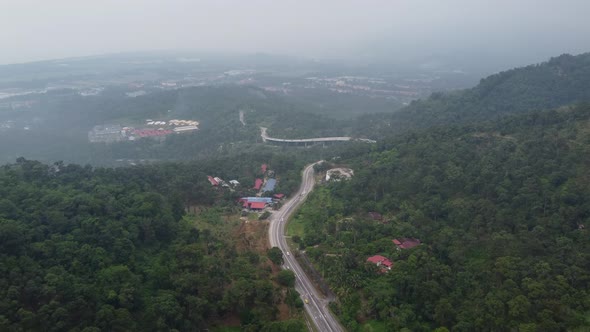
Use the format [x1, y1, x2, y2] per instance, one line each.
[88, 118, 200, 143]
[366, 237, 421, 273]
[207, 176, 240, 188]
[253, 164, 277, 193]
[145, 119, 199, 133]
[206, 164, 285, 212]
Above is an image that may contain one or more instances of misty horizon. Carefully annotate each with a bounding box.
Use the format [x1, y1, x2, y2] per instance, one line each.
[2, 0, 590, 68]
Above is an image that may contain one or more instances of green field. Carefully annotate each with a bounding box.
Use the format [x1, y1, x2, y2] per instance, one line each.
[286, 215, 305, 238]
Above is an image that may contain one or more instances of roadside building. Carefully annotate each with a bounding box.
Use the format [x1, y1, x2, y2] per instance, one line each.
[247, 201, 266, 211]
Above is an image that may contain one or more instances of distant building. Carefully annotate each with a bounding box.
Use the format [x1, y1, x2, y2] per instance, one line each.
[131, 129, 172, 138]
[392, 238, 421, 250]
[261, 164, 268, 174]
[88, 125, 125, 143]
[173, 125, 199, 133]
[273, 193, 285, 199]
[207, 176, 219, 186]
[229, 180, 240, 186]
[367, 255, 393, 272]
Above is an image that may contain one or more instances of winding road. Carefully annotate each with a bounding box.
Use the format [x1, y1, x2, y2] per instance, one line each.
[268, 162, 344, 332]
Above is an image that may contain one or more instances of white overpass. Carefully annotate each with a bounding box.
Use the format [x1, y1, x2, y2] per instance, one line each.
[260, 127, 376, 145]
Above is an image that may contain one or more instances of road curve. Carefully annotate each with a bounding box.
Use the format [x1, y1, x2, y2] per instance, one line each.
[268, 162, 345, 332]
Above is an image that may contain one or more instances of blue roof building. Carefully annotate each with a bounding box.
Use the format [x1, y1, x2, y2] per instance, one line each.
[262, 178, 277, 192]
[241, 197, 273, 203]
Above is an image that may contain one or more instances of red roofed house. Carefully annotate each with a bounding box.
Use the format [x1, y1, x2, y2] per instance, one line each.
[367, 255, 393, 271]
[393, 238, 421, 250]
[248, 201, 266, 211]
[273, 193, 285, 199]
[261, 164, 268, 174]
[253, 178, 263, 190]
[207, 176, 219, 186]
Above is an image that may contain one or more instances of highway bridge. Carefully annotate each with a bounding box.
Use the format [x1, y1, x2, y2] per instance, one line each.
[260, 127, 375, 146]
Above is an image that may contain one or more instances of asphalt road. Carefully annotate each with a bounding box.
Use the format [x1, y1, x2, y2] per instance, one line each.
[268, 162, 344, 332]
[260, 127, 354, 143]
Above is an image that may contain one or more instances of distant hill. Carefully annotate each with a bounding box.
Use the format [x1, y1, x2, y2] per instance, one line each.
[357, 52, 590, 138]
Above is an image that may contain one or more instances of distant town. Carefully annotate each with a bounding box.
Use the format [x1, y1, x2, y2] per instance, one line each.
[88, 118, 199, 143]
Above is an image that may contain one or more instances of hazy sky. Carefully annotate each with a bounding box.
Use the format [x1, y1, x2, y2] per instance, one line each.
[2, 0, 590, 65]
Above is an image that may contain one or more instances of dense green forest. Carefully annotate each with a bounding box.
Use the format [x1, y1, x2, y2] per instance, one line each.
[0, 157, 312, 331]
[291, 104, 590, 331]
[355, 53, 590, 138]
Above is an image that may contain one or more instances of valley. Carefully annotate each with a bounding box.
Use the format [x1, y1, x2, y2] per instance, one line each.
[1, 50, 590, 332]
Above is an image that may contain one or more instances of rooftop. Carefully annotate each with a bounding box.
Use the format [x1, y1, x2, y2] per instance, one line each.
[393, 238, 421, 249]
[263, 178, 277, 192]
[253, 178, 263, 190]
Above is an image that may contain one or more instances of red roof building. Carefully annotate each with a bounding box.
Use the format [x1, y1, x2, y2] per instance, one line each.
[261, 164, 268, 174]
[393, 238, 421, 249]
[248, 201, 266, 210]
[273, 193, 285, 199]
[132, 129, 173, 137]
[207, 176, 219, 186]
[367, 255, 393, 271]
[253, 178, 263, 190]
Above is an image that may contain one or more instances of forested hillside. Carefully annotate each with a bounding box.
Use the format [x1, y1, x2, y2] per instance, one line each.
[0, 158, 309, 331]
[294, 104, 590, 331]
[356, 53, 590, 138]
